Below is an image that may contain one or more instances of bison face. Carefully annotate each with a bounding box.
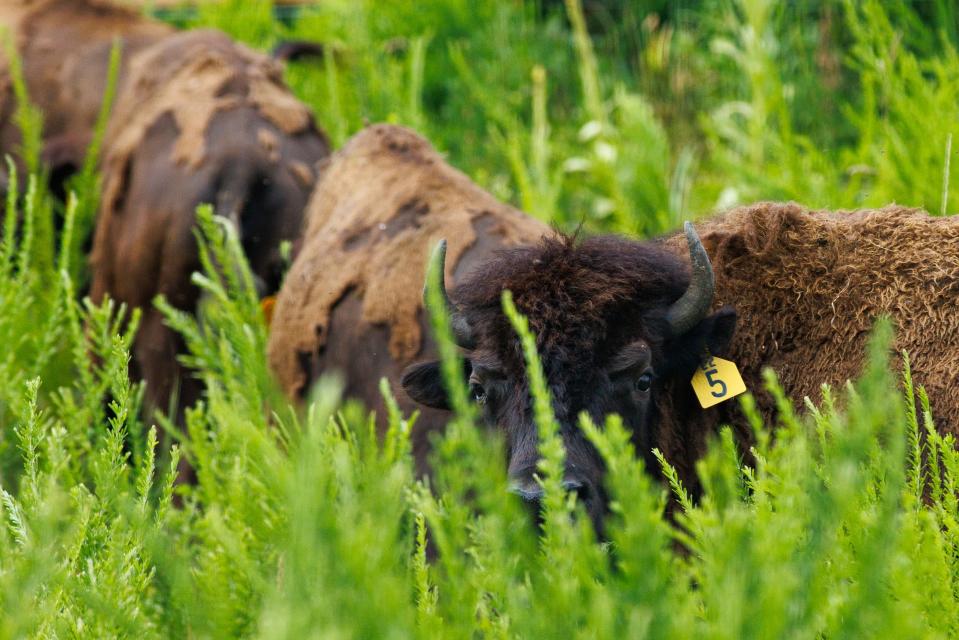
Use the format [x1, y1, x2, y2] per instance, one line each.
[202, 111, 328, 298]
[402, 226, 737, 532]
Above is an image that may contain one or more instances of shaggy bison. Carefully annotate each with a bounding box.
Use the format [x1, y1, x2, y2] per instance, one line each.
[403, 222, 733, 529]
[266, 124, 548, 463]
[664, 202, 959, 437]
[401, 201, 959, 526]
[0, 0, 173, 187]
[90, 29, 331, 419]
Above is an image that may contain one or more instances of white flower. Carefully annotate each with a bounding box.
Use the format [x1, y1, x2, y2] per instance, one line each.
[562, 157, 591, 173]
[594, 141, 617, 164]
[716, 186, 740, 210]
[593, 197, 615, 218]
[578, 120, 603, 142]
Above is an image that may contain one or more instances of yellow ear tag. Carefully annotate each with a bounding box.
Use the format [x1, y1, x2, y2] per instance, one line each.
[691, 356, 746, 408]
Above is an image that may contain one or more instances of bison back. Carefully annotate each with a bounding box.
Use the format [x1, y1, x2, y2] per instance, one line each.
[666, 202, 959, 436]
[267, 124, 548, 463]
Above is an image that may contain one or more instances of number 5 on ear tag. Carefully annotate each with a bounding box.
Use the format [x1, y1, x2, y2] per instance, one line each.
[691, 356, 747, 408]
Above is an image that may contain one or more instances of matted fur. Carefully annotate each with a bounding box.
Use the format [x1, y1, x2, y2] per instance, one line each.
[267, 123, 548, 400]
[0, 0, 172, 172]
[98, 29, 314, 220]
[89, 28, 330, 422]
[665, 202, 959, 436]
[456, 233, 690, 378]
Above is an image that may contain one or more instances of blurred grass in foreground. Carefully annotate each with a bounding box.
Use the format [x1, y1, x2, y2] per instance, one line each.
[0, 0, 958, 636]
[0, 186, 957, 636]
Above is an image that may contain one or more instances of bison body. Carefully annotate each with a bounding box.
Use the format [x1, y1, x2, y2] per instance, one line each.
[667, 202, 959, 439]
[266, 124, 548, 463]
[0, 0, 172, 183]
[267, 125, 734, 529]
[90, 29, 330, 419]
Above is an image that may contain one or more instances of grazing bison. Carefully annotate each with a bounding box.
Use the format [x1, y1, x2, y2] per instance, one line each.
[90, 29, 331, 419]
[266, 124, 548, 463]
[0, 0, 172, 188]
[401, 200, 959, 528]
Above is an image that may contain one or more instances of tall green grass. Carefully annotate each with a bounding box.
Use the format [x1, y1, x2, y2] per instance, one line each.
[1, 0, 959, 636]
[190, 0, 959, 229]
[1, 187, 959, 635]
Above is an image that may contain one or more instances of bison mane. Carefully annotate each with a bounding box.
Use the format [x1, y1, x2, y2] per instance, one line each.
[454, 233, 695, 376]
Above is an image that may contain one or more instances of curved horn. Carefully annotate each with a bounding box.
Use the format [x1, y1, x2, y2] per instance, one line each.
[425, 239, 476, 349]
[665, 221, 715, 336]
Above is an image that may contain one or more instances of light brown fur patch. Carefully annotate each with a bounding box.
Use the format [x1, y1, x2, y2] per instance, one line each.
[288, 159, 313, 187]
[257, 127, 280, 162]
[267, 124, 547, 398]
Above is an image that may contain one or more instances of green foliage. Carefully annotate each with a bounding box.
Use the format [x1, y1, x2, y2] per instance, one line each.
[4, 0, 959, 636]
[190, 0, 959, 230]
[6, 193, 957, 635]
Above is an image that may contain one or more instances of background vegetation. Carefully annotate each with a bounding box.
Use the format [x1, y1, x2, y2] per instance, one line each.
[1, 0, 959, 637]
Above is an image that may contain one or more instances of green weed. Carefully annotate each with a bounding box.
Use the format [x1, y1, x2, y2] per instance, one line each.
[0, 0, 957, 636]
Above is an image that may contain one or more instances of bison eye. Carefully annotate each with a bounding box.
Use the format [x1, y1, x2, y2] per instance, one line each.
[469, 381, 488, 405]
[635, 372, 653, 393]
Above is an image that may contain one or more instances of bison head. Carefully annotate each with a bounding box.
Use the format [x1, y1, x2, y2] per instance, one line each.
[401, 224, 736, 529]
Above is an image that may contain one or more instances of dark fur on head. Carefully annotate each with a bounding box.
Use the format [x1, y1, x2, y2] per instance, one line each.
[402, 232, 736, 531]
[458, 234, 709, 376]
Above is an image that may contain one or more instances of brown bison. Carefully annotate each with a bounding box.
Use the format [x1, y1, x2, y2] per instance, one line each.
[664, 202, 959, 437]
[402, 224, 732, 529]
[266, 124, 548, 463]
[0, 0, 173, 187]
[400, 201, 959, 527]
[90, 28, 331, 419]
[266, 126, 729, 530]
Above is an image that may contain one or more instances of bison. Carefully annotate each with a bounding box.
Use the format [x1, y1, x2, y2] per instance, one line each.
[89, 28, 331, 420]
[0, 0, 173, 189]
[266, 124, 548, 464]
[401, 200, 959, 527]
[663, 202, 959, 437]
[402, 224, 733, 530]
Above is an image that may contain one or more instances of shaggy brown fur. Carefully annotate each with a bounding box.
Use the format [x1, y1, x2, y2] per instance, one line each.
[90, 28, 331, 421]
[0, 0, 172, 181]
[266, 124, 548, 460]
[399, 201, 959, 521]
[96, 29, 319, 223]
[664, 201, 959, 437]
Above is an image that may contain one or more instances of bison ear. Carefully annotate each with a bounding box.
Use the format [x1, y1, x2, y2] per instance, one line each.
[701, 306, 737, 357]
[401, 360, 451, 410]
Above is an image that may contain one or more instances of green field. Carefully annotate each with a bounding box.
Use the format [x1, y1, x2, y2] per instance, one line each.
[3, 0, 959, 637]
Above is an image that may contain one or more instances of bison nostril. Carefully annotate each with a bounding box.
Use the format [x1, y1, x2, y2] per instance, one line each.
[509, 477, 593, 504]
[508, 478, 544, 502]
[563, 478, 592, 504]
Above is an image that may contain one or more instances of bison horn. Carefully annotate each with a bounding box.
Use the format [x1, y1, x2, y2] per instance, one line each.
[425, 239, 477, 350]
[665, 221, 715, 336]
